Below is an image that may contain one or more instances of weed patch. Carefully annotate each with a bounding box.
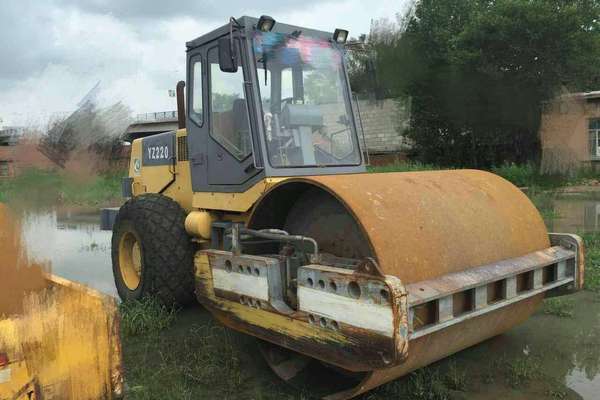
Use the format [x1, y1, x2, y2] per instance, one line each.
[505, 356, 540, 388]
[177, 325, 242, 389]
[121, 307, 303, 400]
[366, 367, 451, 400]
[543, 297, 575, 318]
[119, 297, 177, 336]
[444, 361, 467, 391]
[583, 232, 600, 292]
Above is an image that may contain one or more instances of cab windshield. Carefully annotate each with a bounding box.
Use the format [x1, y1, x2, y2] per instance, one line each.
[253, 31, 361, 168]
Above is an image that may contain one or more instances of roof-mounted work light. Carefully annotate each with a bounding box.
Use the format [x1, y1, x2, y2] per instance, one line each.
[257, 15, 276, 32]
[333, 29, 349, 44]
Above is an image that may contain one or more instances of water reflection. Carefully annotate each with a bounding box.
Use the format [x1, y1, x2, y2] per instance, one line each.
[20, 209, 117, 297]
[547, 194, 600, 233]
[443, 291, 600, 400]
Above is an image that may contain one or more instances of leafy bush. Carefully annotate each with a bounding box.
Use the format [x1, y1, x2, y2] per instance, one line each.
[492, 163, 539, 188]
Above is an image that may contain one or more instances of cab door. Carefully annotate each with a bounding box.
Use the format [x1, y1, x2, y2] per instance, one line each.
[186, 37, 261, 192]
[206, 41, 258, 186]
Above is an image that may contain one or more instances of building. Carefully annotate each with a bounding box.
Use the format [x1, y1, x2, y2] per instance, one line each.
[540, 91, 600, 172]
[0, 130, 55, 178]
[352, 97, 412, 165]
[0, 127, 23, 178]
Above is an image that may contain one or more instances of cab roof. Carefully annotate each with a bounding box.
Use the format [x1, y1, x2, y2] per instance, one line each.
[185, 16, 336, 50]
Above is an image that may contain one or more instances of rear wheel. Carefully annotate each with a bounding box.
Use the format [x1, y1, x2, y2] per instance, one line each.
[111, 194, 195, 305]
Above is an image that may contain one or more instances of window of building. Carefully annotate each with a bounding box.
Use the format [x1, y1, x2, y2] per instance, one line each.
[208, 44, 252, 161]
[0, 161, 10, 177]
[589, 119, 600, 159]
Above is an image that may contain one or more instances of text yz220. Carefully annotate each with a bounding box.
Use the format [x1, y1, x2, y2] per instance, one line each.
[147, 145, 169, 160]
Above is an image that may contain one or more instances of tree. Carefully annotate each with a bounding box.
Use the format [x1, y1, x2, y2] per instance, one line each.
[352, 0, 600, 167]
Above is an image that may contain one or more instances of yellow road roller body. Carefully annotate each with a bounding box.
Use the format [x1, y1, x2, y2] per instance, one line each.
[112, 15, 584, 399]
[0, 204, 123, 400]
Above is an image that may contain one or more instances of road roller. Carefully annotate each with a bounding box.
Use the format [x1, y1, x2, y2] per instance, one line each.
[111, 15, 585, 398]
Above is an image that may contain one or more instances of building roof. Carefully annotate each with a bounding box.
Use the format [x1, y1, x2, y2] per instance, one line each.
[581, 91, 600, 100]
[552, 90, 600, 102]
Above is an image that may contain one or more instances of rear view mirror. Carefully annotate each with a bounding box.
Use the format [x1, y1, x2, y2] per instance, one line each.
[218, 37, 238, 73]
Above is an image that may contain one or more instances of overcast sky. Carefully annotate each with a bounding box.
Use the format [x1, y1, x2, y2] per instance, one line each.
[0, 0, 408, 127]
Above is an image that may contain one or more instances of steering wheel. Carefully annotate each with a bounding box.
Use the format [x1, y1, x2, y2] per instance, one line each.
[281, 97, 295, 109]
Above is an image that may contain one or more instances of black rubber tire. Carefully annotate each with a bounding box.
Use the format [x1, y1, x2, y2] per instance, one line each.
[111, 193, 195, 306]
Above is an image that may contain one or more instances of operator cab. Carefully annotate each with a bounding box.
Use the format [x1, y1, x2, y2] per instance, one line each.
[185, 16, 365, 193]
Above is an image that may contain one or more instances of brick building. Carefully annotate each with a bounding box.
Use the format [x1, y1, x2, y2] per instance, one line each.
[540, 91, 600, 173]
[0, 127, 55, 178]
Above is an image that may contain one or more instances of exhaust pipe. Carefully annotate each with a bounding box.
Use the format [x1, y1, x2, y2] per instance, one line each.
[176, 80, 186, 129]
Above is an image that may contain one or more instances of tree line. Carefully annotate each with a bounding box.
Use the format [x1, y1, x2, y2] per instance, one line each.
[349, 0, 600, 168]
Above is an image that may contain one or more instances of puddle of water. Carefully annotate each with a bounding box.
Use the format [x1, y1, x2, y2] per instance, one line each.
[546, 193, 600, 233]
[566, 367, 600, 400]
[438, 291, 600, 400]
[20, 209, 117, 297]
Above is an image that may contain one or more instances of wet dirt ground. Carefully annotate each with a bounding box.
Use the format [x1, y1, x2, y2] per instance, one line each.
[16, 194, 600, 399]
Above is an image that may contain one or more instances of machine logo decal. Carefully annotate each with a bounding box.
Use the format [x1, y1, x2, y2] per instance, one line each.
[133, 158, 141, 175]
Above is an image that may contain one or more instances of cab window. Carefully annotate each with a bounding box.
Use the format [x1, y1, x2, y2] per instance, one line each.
[208, 44, 252, 160]
[190, 59, 203, 125]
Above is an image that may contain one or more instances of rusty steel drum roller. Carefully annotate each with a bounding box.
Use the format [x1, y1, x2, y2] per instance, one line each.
[250, 170, 550, 399]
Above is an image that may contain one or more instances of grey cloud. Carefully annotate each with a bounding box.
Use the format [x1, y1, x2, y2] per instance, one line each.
[0, 0, 387, 125]
[0, 0, 329, 89]
[0, 2, 67, 88]
[53, 0, 325, 21]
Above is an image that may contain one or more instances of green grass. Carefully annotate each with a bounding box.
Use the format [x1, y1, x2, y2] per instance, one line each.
[543, 297, 575, 318]
[368, 160, 599, 192]
[504, 356, 540, 388]
[444, 361, 467, 391]
[491, 163, 565, 189]
[492, 162, 599, 189]
[364, 367, 451, 400]
[367, 161, 440, 173]
[0, 167, 123, 207]
[119, 297, 177, 337]
[582, 232, 600, 292]
[121, 307, 302, 400]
